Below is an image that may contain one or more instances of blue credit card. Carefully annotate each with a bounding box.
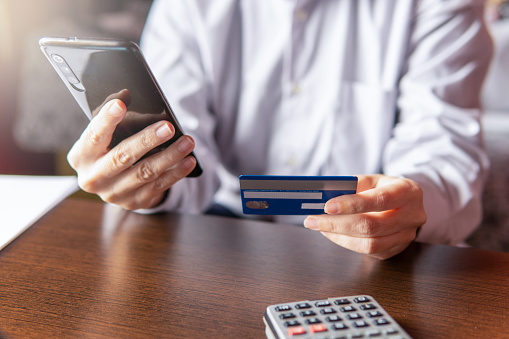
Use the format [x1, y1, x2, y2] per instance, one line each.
[239, 175, 358, 215]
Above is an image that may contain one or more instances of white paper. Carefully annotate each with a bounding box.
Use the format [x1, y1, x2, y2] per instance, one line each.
[0, 175, 78, 251]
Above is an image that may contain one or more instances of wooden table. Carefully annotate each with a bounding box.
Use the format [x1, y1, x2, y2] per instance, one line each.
[0, 198, 507, 338]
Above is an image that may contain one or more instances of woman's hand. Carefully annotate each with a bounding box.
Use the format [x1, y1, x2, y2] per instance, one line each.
[304, 174, 426, 259]
[67, 99, 197, 210]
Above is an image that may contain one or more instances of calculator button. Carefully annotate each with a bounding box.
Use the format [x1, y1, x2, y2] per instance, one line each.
[309, 324, 328, 333]
[287, 326, 306, 336]
[351, 333, 364, 339]
[346, 313, 363, 320]
[315, 300, 331, 307]
[353, 320, 369, 328]
[275, 305, 292, 312]
[295, 303, 311, 309]
[305, 318, 322, 325]
[334, 298, 351, 305]
[284, 320, 301, 327]
[374, 318, 391, 326]
[353, 296, 370, 303]
[366, 311, 383, 318]
[332, 322, 349, 331]
[360, 304, 377, 311]
[339, 306, 356, 312]
[326, 315, 342, 322]
[300, 310, 316, 317]
[320, 307, 337, 315]
[279, 312, 296, 319]
[368, 330, 382, 337]
[385, 327, 399, 335]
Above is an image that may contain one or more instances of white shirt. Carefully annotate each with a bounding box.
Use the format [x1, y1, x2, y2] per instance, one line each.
[139, 0, 492, 246]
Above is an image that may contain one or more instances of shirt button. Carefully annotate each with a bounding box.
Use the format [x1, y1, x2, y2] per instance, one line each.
[295, 9, 308, 21]
[291, 83, 302, 96]
[286, 156, 298, 167]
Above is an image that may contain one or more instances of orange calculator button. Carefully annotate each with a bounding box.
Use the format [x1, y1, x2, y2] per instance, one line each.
[309, 324, 327, 333]
[287, 326, 306, 336]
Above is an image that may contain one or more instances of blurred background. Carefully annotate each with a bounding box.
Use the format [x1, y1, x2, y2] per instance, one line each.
[0, 0, 508, 251]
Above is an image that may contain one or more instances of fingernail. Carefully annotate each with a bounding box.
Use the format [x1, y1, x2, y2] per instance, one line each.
[182, 157, 196, 170]
[325, 202, 340, 214]
[177, 137, 194, 153]
[156, 124, 172, 139]
[109, 101, 124, 116]
[304, 217, 319, 230]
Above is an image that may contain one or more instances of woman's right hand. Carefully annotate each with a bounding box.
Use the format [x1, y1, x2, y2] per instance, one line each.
[67, 98, 197, 210]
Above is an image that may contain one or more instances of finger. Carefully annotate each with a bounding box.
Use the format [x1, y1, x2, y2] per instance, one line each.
[101, 135, 195, 196]
[319, 227, 416, 259]
[97, 120, 176, 178]
[304, 209, 408, 238]
[91, 89, 131, 118]
[110, 156, 197, 210]
[131, 134, 196, 182]
[78, 99, 126, 156]
[306, 196, 426, 238]
[324, 178, 422, 215]
[355, 174, 381, 193]
[68, 99, 128, 170]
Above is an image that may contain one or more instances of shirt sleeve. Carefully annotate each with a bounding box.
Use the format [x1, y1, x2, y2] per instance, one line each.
[136, 0, 223, 214]
[383, 0, 493, 245]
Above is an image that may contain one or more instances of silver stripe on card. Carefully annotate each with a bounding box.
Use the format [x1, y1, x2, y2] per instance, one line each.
[301, 202, 326, 209]
[243, 191, 322, 200]
[240, 180, 357, 191]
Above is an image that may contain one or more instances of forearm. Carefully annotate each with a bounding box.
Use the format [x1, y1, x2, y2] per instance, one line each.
[136, 0, 223, 214]
[384, 0, 492, 245]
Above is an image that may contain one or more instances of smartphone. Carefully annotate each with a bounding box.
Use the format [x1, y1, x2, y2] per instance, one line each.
[39, 36, 202, 177]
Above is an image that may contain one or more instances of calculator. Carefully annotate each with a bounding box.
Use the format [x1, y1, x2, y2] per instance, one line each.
[263, 295, 412, 339]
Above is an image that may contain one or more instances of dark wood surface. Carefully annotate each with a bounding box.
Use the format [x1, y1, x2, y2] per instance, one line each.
[0, 198, 508, 338]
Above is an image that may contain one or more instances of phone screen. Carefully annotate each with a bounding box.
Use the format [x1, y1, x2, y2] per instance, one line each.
[40, 38, 202, 177]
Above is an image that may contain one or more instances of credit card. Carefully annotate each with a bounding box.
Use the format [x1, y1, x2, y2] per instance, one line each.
[239, 175, 357, 215]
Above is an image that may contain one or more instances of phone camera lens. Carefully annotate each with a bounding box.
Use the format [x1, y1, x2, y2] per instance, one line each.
[52, 54, 64, 63]
[60, 66, 72, 74]
[67, 76, 80, 84]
